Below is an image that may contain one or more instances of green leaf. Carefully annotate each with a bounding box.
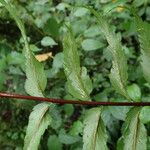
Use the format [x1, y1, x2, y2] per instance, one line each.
[30, 44, 41, 52]
[7, 52, 24, 65]
[139, 106, 150, 124]
[43, 17, 60, 38]
[0, 1, 47, 97]
[81, 39, 105, 51]
[86, 7, 129, 100]
[52, 52, 64, 70]
[24, 103, 51, 150]
[25, 53, 47, 97]
[84, 25, 101, 37]
[63, 28, 92, 100]
[47, 135, 62, 150]
[135, 15, 150, 85]
[127, 84, 141, 102]
[108, 99, 130, 121]
[69, 120, 83, 136]
[58, 129, 80, 144]
[119, 107, 147, 150]
[73, 8, 89, 17]
[83, 107, 108, 150]
[41, 36, 57, 47]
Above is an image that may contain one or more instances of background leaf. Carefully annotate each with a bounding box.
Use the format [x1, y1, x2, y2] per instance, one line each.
[139, 106, 150, 124]
[81, 39, 105, 51]
[41, 36, 57, 47]
[47, 135, 62, 150]
[127, 84, 141, 102]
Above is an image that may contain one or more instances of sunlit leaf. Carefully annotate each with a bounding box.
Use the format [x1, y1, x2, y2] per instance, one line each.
[83, 107, 108, 150]
[135, 14, 150, 85]
[63, 28, 92, 100]
[0, 0, 47, 97]
[118, 107, 147, 150]
[86, 7, 130, 100]
[24, 103, 51, 150]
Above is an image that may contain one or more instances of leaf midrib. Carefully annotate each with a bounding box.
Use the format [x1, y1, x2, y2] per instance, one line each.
[27, 105, 49, 149]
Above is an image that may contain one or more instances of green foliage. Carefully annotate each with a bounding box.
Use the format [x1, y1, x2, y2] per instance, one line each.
[83, 107, 108, 150]
[47, 135, 62, 150]
[24, 103, 51, 150]
[1, 0, 150, 149]
[127, 84, 141, 102]
[108, 98, 130, 121]
[25, 54, 47, 97]
[140, 106, 150, 124]
[81, 39, 105, 51]
[63, 28, 92, 100]
[135, 14, 150, 85]
[41, 36, 57, 47]
[118, 107, 147, 150]
[87, 7, 130, 100]
[0, 0, 47, 97]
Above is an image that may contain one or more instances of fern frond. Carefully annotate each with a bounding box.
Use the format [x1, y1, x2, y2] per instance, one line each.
[63, 28, 92, 101]
[135, 16, 150, 84]
[86, 7, 130, 99]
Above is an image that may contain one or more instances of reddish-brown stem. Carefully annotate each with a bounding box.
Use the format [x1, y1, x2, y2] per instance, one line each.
[0, 92, 150, 106]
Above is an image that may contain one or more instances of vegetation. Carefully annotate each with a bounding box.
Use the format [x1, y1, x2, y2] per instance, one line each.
[0, 0, 150, 149]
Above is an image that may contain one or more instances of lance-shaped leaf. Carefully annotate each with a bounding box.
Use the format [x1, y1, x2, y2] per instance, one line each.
[0, 2, 51, 149]
[63, 28, 92, 100]
[135, 15, 150, 84]
[118, 107, 147, 150]
[83, 107, 108, 150]
[24, 103, 51, 150]
[0, 0, 47, 97]
[86, 7, 129, 100]
[25, 54, 47, 97]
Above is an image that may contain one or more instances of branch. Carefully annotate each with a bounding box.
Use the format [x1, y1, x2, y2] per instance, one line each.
[0, 92, 150, 106]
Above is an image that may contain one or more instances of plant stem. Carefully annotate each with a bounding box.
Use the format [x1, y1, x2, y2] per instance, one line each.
[0, 92, 150, 106]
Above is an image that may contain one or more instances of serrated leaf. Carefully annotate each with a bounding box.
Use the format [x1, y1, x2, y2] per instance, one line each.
[86, 7, 129, 100]
[1, 2, 50, 150]
[119, 107, 147, 150]
[83, 107, 108, 150]
[24, 103, 51, 150]
[63, 28, 92, 100]
[135, 15, 150, 85]
[0, 0, 47, 97]
[25, 53, 47, 97]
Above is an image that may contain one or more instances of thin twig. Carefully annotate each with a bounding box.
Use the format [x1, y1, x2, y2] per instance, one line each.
[0, 92, 150, 106]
